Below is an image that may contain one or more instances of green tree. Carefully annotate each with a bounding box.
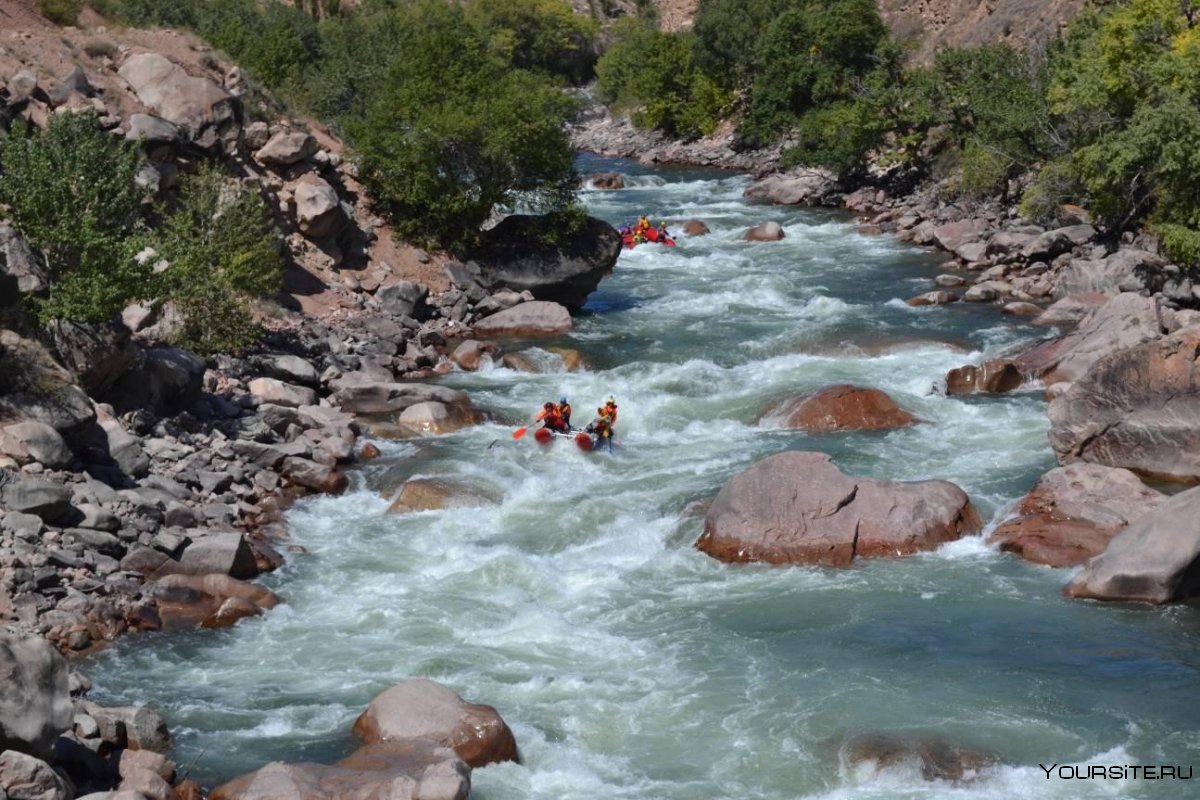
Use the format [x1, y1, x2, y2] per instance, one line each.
[0, 114, 149, 323]
[595, 19, 730, 138]
[744, 0, 887, 142]
[37, 0, 83, 24]
[468, 0, 599, 84]
[348, 0, 580, 250]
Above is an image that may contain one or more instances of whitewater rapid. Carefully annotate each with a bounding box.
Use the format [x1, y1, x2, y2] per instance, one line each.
[85, 157, 1200, 799]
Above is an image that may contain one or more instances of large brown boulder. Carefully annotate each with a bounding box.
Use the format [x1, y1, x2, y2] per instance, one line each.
[352, 679, 518, 769]
[762, 385, 917, 431]
[696, 452, 981, 567]
[472, 301, 573, 337]
[395, 401, 483, 436]
[842, 733, 995, 783]
[471, 215, 620, 308]
[1065, 485, 1200, 603]
[744, 221, 785, 241]
[1012, 292, 1164, 384]
[989, 464, 1165, 567]
[330, 375, 472, 416]
[1047, 327, 1200, 482]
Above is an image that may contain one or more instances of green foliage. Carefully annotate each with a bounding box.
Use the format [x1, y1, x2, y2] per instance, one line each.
[692, 0, 793, 89]
[744, 0, 888, 142]
[348, 0, 580, 250]
[595, 19, 730, 138]
[0, 114, 149, 323]
[37, 0, 83, 25]
[468, 0, 599, 84]
[154, 167, 283, 354]
[1039, 0, 1200, 253]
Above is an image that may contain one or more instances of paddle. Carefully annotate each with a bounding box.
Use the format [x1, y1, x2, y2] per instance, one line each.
[512, 416, 541, 440]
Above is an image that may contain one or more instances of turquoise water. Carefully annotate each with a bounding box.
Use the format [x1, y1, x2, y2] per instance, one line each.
[85, 156, 1200, 799]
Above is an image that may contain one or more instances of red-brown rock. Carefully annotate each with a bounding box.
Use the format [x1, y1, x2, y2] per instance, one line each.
[989, 464, 1164, 567]
[763, 385, 917, 432]
[944, 359, 1024, 395]
[352, 679, 518, 768]
[696, 451, 981, 567]
[681, 219, 710, 236]
[147, 574, 280, 631]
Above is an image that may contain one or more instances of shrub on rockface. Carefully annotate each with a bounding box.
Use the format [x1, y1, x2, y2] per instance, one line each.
[0, 113, 150, 324]
[153, 167, 283, 355]
[37, 0, 82, 25]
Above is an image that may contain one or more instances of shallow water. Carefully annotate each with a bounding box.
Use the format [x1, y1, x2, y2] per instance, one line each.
[86, 156, 1200, 799]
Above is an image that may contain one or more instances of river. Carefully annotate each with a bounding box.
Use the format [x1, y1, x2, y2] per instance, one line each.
[85, 156, 1200, 799]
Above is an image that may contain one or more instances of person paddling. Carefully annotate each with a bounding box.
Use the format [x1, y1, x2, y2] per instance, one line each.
[535, 401, 567, 433]
[556, 396, 573, 430]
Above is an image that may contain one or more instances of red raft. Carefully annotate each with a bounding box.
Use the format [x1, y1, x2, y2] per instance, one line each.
[533, 427, 598, 451]
[622, 226, 676, 249]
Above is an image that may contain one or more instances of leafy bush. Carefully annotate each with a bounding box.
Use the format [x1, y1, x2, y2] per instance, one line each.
[154, 167, 283, 354]
[0, 114, 149, 323]
[37, 0, 82, 25]
[692, 0, 794, 89]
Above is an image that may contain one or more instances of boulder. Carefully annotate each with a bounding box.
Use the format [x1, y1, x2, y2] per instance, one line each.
[906, 291, 957, 306]
[255, 131, 318, 167]
[1048, 327, 1200, 483]
[118, 53, 239, 151]
[210, 741, 469, 800]
[293, 176, 346, 239]
[1031, 292, 1107, 327]
[0, 750, 72, 800]
[376, 281, 428, 319]
[1012, 293, 1164, 384]
[932, 219, 990, 256]
[0, 634, 73, 759]
[386, 478, 501, 514]
[471, 301, 572, 337]
[104, 347, 205, 415]
[944, 359, 1024, 395]
[78, 701, 171, 753]
[152, 531, 259, 580]
[259, 354, 319, 386]
[248, 378, 317, 409]
[330, 375, 471, 416]
[396, 401, 480, 436]
[989, 464, 1165, 567]
[1022, 225, 1094, 262]
[125, 113, 180, 144]
[44, 319, 139, 397]
[1002, 301, 1043, 316]
[0, 478, 72, 522]
[0, 421, 72, 468]
[744, 221, 785, 241]
[743, 168, 838, 205]
[588, 172, 625, 189]
[695, 451, 981, 567]
[471, 215, 620, 308]
[450, 340, 495, 371]
[148, 573, 280, 630]
[98, 417, 151, 478]
[681, 219, 710, 236]
[1052, 247, 1165, 298]
[351, 679, 518, 768]
[0, 331, 95, 432]
[761, 385, 917, 432]
[1065, 485, 1200, 603]
[280, 457, 348, 495]
[0, 221, 48, 296]
[842, 733, 994, 783]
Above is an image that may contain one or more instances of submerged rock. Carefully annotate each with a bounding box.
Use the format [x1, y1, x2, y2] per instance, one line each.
[842, 733, 994, 784]
[762, 385, 917, 432]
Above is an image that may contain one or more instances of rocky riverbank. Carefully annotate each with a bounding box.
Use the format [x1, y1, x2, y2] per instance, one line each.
[574, 112, 1200, 605]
